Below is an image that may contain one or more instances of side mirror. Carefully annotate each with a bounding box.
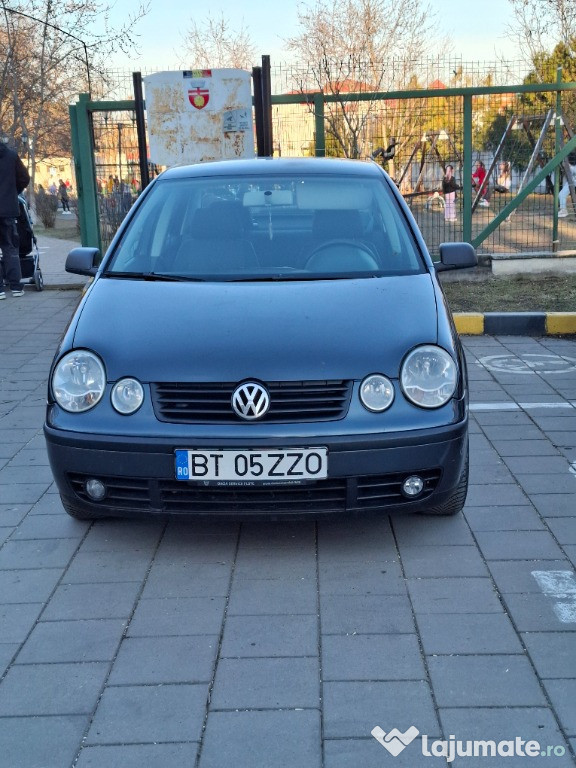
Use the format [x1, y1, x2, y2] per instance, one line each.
[435, 242, 477, 272]
[66, 247, 101, 277]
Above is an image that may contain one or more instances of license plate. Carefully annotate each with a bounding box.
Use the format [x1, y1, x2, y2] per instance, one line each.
[175, 448, 328, 483]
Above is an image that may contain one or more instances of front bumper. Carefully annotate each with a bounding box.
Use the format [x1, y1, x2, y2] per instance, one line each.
[44, 418, 468, 519]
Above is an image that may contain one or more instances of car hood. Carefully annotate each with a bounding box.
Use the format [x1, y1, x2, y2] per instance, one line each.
[72, 275, 439, 381]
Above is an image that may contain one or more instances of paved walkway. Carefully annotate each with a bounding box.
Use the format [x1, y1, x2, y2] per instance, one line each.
[0, 285, 575, 767]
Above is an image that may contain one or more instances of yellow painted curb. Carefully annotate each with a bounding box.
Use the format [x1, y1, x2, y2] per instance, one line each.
[453, 313, 484, 335]
[546, 313, 576, 335]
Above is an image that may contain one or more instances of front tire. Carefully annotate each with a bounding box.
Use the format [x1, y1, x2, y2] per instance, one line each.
[421, 449, 469, 516]
[61, 497, 99, 521]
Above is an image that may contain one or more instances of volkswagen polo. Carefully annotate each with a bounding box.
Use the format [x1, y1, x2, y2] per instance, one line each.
[44, 157, 477, 520]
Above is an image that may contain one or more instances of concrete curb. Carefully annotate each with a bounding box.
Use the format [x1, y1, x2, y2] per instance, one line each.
[454, 312, 576, 335]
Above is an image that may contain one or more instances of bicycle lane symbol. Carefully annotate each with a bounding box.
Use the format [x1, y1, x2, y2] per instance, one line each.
[477, 353, 576, 375]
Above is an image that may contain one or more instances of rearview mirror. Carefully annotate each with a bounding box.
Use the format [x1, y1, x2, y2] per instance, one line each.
[66, 247, 101, 277]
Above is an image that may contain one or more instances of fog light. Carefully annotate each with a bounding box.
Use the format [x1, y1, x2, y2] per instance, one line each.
[85, 478, 106, 501]
[402, 475, 424, 497]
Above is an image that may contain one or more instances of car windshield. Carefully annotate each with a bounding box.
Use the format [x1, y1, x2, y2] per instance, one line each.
[105, 172, 426, 280]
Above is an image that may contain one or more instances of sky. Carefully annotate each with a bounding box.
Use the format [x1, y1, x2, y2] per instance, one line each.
[109, 0, 521, 73]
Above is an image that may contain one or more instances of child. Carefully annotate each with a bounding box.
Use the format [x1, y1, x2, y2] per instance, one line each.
[442, 165, 460, 222]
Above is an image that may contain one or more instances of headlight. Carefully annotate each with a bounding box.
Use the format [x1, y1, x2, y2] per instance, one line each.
[111, 378, 144, 414]
[401, 345, 457, 408]
[360, 374, 395, 412]
[52, 350, 106, 412]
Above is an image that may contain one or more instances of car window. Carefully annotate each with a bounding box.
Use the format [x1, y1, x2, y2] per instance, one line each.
[106, 173, 426, 279]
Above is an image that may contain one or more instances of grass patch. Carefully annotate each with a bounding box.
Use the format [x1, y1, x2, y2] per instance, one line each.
[37, 225, 80, 242]
[441, 274, 576, 312]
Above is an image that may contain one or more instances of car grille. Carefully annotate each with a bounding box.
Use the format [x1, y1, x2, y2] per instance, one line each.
[67, 469, 442, 515]
[150, 380, 352, 423]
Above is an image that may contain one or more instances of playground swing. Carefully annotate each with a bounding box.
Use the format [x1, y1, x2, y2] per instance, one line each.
[472, 110, 576, 216]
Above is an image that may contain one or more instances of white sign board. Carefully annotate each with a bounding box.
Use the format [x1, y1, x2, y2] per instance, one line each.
[143, 69, 255, 166]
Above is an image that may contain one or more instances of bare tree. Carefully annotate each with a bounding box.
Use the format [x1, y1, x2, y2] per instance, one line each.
[506, 0, 576, 66]
[285, 0, 439, 158]
[180, 12, 256, 70]
[0, 0, 149, 198]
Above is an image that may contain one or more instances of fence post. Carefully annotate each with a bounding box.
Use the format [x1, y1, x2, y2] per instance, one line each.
[70, 93, 101, 250]
[314, 93, 325, 157]
[462, 94, 473, 243]
[552, 66, 563, 252]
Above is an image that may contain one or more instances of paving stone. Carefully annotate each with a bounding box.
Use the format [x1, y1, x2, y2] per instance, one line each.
[75, 743, 200, 768]
[0, 715, 89, 768]
[0, 662, 110, 715]
[127, 596, 225, 637]
[502, 592, 576, 632]
[0, 482, 52, 504]
[210, 656, 319, 709]
[85, 684, 208, 744]
[417, 611, 523, 655]
[0, 537, 79, 569]
[503, 456, 573, 474]
[318, 560, 406, 596]
[407, 577, 503, 613]
[0, 567, 62, 604]
[141, 561, 232, 599]
[481, 425, 546, 441]
[29, 494, 67, 515]
[42, 581, 142, 620]
[11, 512, 88, 539]
[198, 710, 321, 768]
[391, 515, 475, 546]
[238, 521, 315, 547]
[438, 707, 573, 767]
[428, 655, 547, 707]
[521, 632, 576, 679]
[542, 680, 576, 737]
[546, 518, 576, 545]
[488, 560, 574, 593]
[79, 520, 164, 551]
[320, 593, 415, 634]
[63, 548, 154, 583]
[515, 474, 576, 495]
[234, 549, 317, 579]
[474, 530, 566, 560]
[465, 505, 546, 531]
[16, 619, 126, 663]
[322, 633, 425, 681]
[465, 484, 529, 507]
[0, 643, 17, 677]
[227, 576, 316, 615]
[490, 440, 561, 457]
[108, 635, 219, 685]
[399, 546, 489, 578]
[0, 603, 43, 643]
[0, 504, 29, 526]
[221, 614, 318, 657]
[155, 536, 238, 564]
[324, 738, 431, 768]
[323, 680, 439, 739]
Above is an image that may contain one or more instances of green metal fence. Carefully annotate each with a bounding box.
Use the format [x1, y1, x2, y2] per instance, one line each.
[70, 71, 576, 257]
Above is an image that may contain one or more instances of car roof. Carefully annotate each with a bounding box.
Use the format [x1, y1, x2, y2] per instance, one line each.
[160, 156, 386, 180]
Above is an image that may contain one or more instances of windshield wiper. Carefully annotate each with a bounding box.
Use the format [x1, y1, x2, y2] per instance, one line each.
[228, 273, 378, 282]
[103, 271, 205, 282]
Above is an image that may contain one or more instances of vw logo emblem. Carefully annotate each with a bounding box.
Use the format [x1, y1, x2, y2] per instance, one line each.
[232, 382, 270, 420]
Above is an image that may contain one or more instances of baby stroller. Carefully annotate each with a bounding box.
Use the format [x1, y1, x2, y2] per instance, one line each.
[17, 195, 43, 291]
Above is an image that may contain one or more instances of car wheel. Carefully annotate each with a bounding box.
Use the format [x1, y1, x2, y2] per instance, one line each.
[61, 497, 98, 521]
[421, 447, 469, 516]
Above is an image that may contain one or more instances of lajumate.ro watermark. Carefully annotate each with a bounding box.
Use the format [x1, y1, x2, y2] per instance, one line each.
[371, 726, 567, 761]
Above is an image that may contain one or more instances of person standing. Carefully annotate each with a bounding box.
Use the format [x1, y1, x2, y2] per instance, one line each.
[442, 165, 460, 222]
[472, 160, 489, 207]
[0, 141, 30, 299]
[558, 156, 576, 218]
[58, 179, 71, 213]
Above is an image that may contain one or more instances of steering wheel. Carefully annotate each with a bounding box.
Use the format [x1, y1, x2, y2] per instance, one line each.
[305, 240, 379, 272]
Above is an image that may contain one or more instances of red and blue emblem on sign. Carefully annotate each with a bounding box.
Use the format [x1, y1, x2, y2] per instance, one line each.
[188, 87, 210, 110]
